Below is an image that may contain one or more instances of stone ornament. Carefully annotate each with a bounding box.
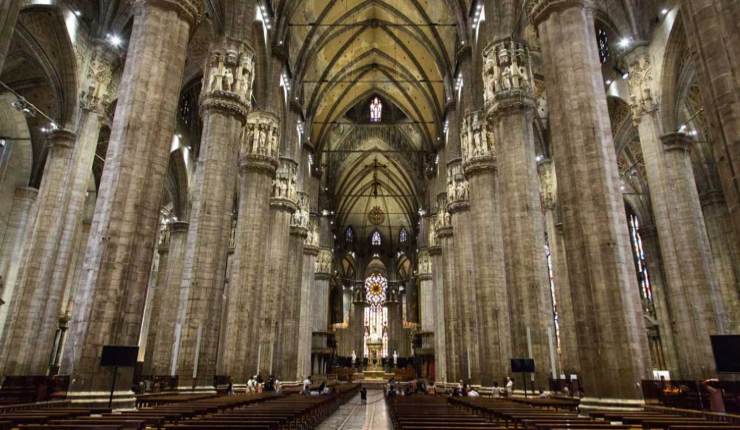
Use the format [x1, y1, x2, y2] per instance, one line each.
[242, 111, 280, 171]
[483, 38, 534, 109]
[446, 162, 469, 205]
[368, 206, 385, 225]
[305, 219, 320, 248]
[201, 45, 255, 119]
[538, 159, 557, 210]
[272, 158, 298, 204]
[627, 49, 658, 120]
[291, 192, 310, 230]
[417, 250, 432, 275]
[80, 44, 114, 114]
[316, 249, 333, 274]
[461, 110, 495, 166]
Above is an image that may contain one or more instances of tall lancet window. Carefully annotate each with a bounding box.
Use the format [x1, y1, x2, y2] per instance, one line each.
[399, 228, 407, 243]
[627, 210, 655, 316]
[371, 231, 382, 246]
[364, 273, 389, 357]
[597, 27, 609, 64]
[370, 97, 382, 122]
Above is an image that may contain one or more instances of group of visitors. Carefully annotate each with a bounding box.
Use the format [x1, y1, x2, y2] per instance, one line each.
[301, 376, 333, 396]
[246, 374, 281, 393]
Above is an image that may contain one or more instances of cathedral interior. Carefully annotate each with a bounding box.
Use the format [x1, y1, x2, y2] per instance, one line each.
[0, 0, 738, 426]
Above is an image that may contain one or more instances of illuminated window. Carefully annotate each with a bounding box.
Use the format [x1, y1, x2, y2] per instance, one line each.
[363, 273, 389, 357]
[597, 28, 609, 64]
[544, 234, 561, 359]
[399, 228, 407, 243]
[370, 97, 382, 122]
[371, 231, 381, 246]
[627, 210, 655, 316]
[345, 226, 354, 244]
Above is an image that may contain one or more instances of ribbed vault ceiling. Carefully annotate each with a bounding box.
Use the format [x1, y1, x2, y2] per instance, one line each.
[280, 0, 461, 244]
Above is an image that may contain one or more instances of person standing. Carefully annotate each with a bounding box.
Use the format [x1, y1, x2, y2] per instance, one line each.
[505, 377, 514, 397]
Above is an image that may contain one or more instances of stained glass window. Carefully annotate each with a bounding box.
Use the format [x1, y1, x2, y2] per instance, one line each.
[544, 234, 561, 358]
[371, 231, 381, 246]
[345, 226, 354, 244]
[597, 28, 609, 64]
[399, 228, 407, 243]
[628, 211, 655, 316]
[363, 273, 389, 357]
[370, 97, 382, 122]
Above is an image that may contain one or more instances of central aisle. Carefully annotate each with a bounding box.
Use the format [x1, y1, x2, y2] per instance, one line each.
[317, 389, 392, 430]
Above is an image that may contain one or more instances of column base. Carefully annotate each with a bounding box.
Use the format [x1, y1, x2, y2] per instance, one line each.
[65, 390, 136, 410]
[579, 396, 645, 411]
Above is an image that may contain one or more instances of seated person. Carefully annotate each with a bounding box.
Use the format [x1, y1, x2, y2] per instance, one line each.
[467, 388, 480, 397]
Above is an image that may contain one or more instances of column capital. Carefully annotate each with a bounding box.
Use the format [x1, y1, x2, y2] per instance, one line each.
[304, 219, 320, 248]
[482, 38, 536, 114]
[315, 248, 333, 275]
[170, 220, 189, 233]
[137, 0, 204, 27]
[290, 192, 309, 230]
[446, 160, 469, 212]
[241, 111, 280, 173]
[461, 110, 497, 176]
[660, 132, 693, 152]
[47, 128, 76, 149]
[14, 186, 39, 200]
[200, 43, 255, 121]
[625, 47, 659, 120]
[417, 249, 432, 277]
[428, 245, 442, 256]
[80, 42, 116, 115]
[271, 157, 298, 212]
[528, 0, 594, 26]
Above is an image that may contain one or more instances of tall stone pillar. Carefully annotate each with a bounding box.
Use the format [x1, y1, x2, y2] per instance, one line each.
[0, 0, 22, 73]
[417, 250, 434, 333]
[460, 110, 512, 385]
[446, 161, 481, 384]
[627, 47, 721, 378]
[146, 221, 188, 376]
[61, 0, 202, 398]
[538, 160, 579, 375]
[680, 0, 740, 251]
[220, 111, 279, 382]
[0, 187, 37, 340]
[175, 41, 253, 389]
[436, 208, 461, 382]
[278, 193, 308, 380]
[313, 248, 332, 374]
[700, 190, 740, 332]
[143, 231, 170, 375]
[483, 39, 552, 387]
[529, 0, 649, 401]
[257, 158, 297, 377]
[1, 128, 76, 376]
[428, 236, 447, 382]
[297, 219, 319, 379]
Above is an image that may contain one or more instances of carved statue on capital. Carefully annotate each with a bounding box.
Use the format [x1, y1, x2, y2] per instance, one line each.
[461, 110, 495, 166]
[80, 44, 115, 114]
[305, 219, 320, 248]
[242, 111, 280, 168]
[202, 44, 254, 117]
[446, 162, 469, 204]
[291, 192, 310, 229]
[272, 159, 298, 204]
[417, 250, 432, 275]
[627, 50, 657, 120]
[483, 38, 534, 108]
[315, 249, 333, 274]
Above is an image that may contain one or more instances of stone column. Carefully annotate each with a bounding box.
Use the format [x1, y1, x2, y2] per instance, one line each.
[700, 190, 740, 332]
[143, 233, 170, 375]
[436, 210, 461, 382]
[297, 219, 319, 379]
[680, 0, 740, 250]
[277, 193, 308, 380]
[313, 248, 332, 374]
[460, 109, 512, 385]
[538, 160, 579, 375]
[1, 128, 76, 376]
[483, 39, 552, 387]
[41, 45, 116, 377]
[257, 158, 297, 377]
[529, 0, 649, 401]
[147, 221, 188, 376]
[627, 47, 721, 378]
[417, 250, 434, 333]
[61, 0, 202, 397]
[219, 111, 279, 382]
[175, 41, 253, 389]
[446, 161, 481, 384]
[0, 0, 22, 73]
[0, 187, 37, 341]
[429, 240, 447, 382]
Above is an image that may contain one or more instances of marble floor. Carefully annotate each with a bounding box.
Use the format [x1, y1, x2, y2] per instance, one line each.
[316, 389, 392, 430]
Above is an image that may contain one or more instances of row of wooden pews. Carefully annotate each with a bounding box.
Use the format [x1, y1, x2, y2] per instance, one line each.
[450, 397, 635, 429]
[387, 394, 504, 429]
[587, 409, 740, 429]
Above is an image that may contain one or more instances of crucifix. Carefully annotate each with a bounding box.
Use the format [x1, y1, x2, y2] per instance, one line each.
[365, 158, 387, 198]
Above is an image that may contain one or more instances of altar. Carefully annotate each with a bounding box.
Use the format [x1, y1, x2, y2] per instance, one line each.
[363, 335, 386, 380]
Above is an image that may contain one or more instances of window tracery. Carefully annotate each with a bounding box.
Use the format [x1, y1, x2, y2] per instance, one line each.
[627, 211, 655, 316]
[363, 273, 388, 357]
[597, 28, 609, 64]
[370, 97, 382, 122]
[371, 230, 381, 246]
